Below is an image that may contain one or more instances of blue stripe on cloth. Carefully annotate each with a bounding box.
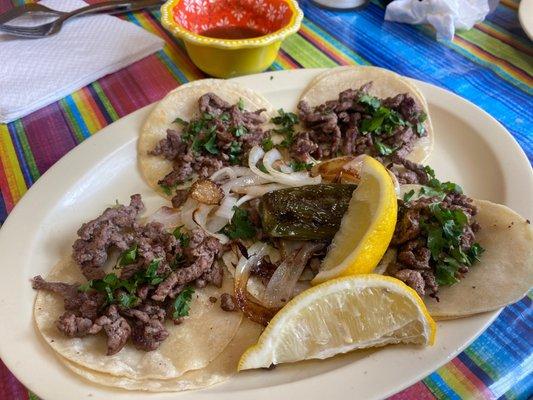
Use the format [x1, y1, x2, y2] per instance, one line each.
[464, 296, 533, 398]
[7, 123, 33, 187]
[301, 19, 371, 65]
[457, 352, 495, 387]
[301, 2, 533, 163]
[485, 6, 531, 41]
[0, 189, 7, 225]
[155, 50, 191, 84]
[61, 96, 91, 141]
[86, 84, 115, 124]
[425, 372, 462, 399]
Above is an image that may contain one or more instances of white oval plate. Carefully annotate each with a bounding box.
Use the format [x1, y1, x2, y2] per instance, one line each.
[519, 0, 533, 40]
[0, 69, 531, 400]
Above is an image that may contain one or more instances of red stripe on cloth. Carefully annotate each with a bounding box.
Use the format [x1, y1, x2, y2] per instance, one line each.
[98, 54, 178, 117]
[0, 360, 29, 400]
[23, 105, 77, 175]
[389, 381, 436, 399]
[451, 358, 495, 399]
[78, 87, 110, 128]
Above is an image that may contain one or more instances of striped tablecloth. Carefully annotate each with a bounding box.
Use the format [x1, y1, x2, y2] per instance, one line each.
[0, 0, 532, 399]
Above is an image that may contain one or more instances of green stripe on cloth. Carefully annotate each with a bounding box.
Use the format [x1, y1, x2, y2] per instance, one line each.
[457, 29, 533, 75]
[281, 32, 339, 68]
[12, 120, 40, 181]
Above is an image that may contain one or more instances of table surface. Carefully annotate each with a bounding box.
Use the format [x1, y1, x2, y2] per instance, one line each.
[0, 0, 532, 399]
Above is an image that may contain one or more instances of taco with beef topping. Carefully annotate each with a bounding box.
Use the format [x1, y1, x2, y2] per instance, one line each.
[31, 194, 245, 383]
[138, 79, 274, 204]
[296, 65, 434, 164]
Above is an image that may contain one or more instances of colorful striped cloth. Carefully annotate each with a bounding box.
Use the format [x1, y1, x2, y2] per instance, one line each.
[0, 0, 531, 398]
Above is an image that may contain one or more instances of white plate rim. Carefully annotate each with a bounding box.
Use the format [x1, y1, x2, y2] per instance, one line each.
[519, 0, 533, 41]
[0, 69, 531, 400]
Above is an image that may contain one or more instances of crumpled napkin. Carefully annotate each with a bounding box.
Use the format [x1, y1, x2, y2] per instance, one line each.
[0, 0, 164, 123]
[385, 0, 499, 41]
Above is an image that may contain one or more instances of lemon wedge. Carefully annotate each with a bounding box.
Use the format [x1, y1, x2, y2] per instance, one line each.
[311, 155, 397, 285]
[238, 274, 436, 370]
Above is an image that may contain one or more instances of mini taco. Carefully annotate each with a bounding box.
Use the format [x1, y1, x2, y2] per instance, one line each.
[138, 79, 274, 202]
[296, 66, 434, 164]
[31, 195, 244, 381]
[380, 183, 532, 319]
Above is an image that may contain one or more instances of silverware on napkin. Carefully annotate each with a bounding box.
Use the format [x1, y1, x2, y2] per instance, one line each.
[0, 0, 164, 38]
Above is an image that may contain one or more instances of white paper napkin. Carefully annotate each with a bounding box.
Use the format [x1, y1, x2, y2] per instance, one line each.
[385, 0, 499, 41]
[0, 0, 164, 123]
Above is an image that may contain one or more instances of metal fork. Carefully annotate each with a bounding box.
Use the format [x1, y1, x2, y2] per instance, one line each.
[0, 0, 164, 38]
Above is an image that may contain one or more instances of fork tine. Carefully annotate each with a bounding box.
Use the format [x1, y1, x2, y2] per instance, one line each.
[0, 3, 59, 25]
[0, 22, 53, 37]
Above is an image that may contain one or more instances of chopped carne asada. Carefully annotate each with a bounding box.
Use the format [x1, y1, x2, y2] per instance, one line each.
[150, 93, 268, 195]
[32, 195, 224, 355]
[291, 82, 427, 162]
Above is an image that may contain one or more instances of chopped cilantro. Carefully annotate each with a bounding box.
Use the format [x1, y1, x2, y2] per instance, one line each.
[233, 125, 247, 138]
[203, 132, 219, 155]
[237, 98, 245, 111]
[261, 137, 274, 151]
[220, 112, 230, 122]
[374, 138, 395, 156]
[271, 109, 298, 147]
[418, 202, 485, 286]
[173, 226, 190, 248]
[173, 286, 195, 318]
[117, 245, 138, 268]
[289, 160, 312, 172]
[435, 258, 460, 286]
[403, 189, 415, 202]
[78, 258, 167, 307]
[417, 111, 428, 136]
[179, 113, 221, 156]
[358, 94, 381, 110]
[159, 182, 176, 196]
[173, 117, 188, 126]
[119, 293, 139, 308]
[229, 141, 242, 165]
[360, 107, 406, 137]
[222, 206, 257, 239]
[416, 122, 426, 137]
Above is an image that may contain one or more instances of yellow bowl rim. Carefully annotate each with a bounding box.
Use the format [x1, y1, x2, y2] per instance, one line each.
[160, 0, 303, 49]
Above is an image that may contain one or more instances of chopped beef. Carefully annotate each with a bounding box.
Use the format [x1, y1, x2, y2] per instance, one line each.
[32, 276, 105, 320]
[201, 260, 224, 288]
[209, 296, 218, 303]
[31, 276, 78, 298]
[171, 188, 190, 208]
[32, 195, 224, 356]
[95, 305, 132, 355]
[130, 318, 169, 352]
[389, 155, 430, 185]
[152, 229, 222, 301]
[151, 93, 268, 191]
[149, 129, 187, 160]
[220, 293, 237, 312]
[250, 256, 278, 282]
[72, 194, 144, 279]
[395, 269, 426, 296]
[396, 239, 431, 270]
[294, 82, 428, 162]
[56, 312, 95, 337]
